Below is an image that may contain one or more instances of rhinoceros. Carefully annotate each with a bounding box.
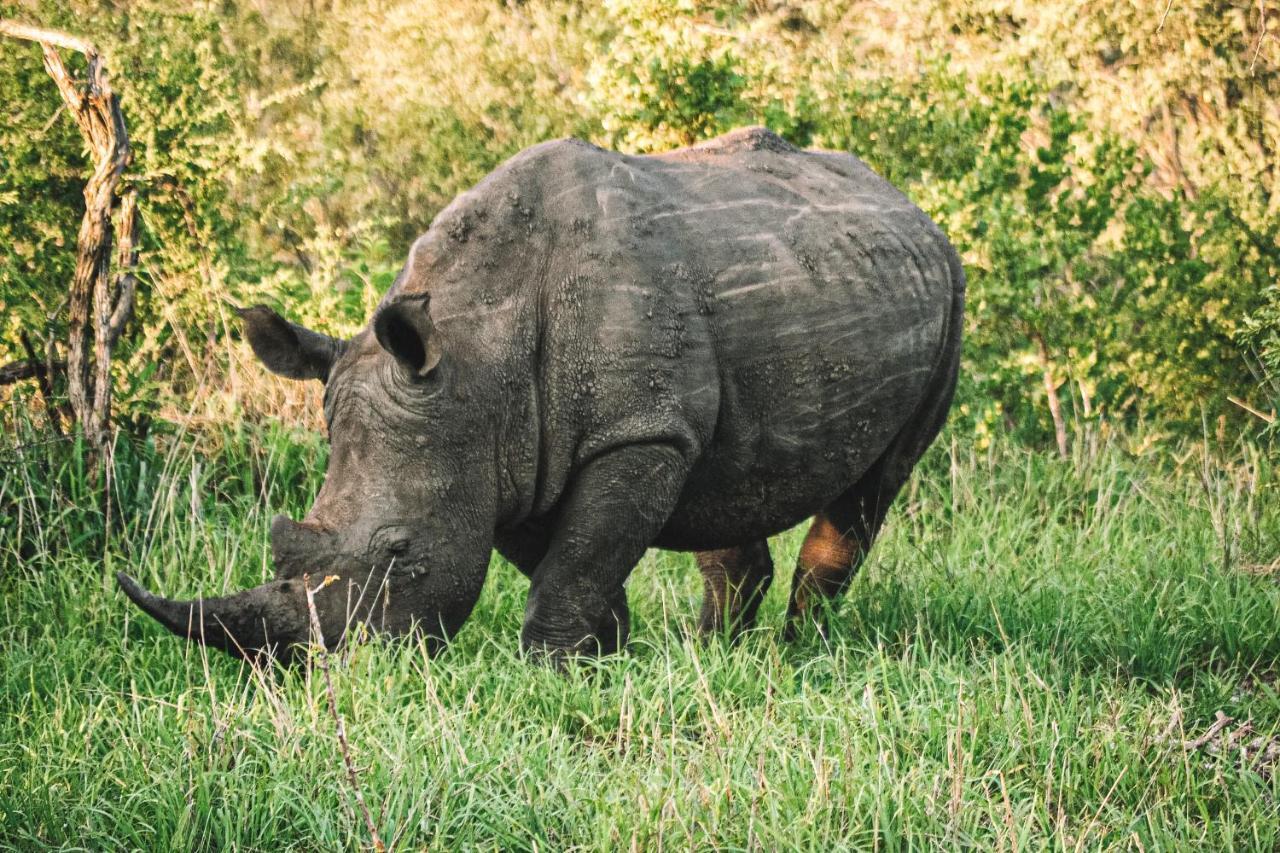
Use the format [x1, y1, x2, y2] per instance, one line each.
[118, 127, 964, 664]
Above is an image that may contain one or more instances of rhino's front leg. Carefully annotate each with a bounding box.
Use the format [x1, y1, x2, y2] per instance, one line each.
[521, 443, 691, 661]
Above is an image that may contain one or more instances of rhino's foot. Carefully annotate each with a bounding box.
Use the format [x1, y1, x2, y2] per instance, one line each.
[784, 471, 905, 643]
[781, 606, 835, 644]
[522, 589, 630, 667]
[520, 443, 691, 667]
[695, 540, 774, 640]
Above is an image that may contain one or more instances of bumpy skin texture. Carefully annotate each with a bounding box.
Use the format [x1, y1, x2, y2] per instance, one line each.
[119, 127, 965, 664]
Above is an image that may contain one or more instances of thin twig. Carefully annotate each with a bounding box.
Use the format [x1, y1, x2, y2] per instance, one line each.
[18, 330, 63, 434]
[1227, 395, 1276, 424]
[1182, 711, 1232, 750]
[304, 575, 387, 853]
[1250, 0, 1269, 73]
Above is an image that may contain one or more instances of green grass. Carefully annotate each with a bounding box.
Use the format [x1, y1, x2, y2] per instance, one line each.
[2, 422, 1278, 850]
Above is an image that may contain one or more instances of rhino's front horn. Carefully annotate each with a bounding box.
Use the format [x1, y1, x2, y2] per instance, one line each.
[116, 572, 310, 662]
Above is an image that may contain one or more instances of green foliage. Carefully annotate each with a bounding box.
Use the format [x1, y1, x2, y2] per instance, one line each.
[590, 0, 750, 150]
[1, 0, 1277, 441]
[1115, 190, 1279, 425]
[1241, 286, 1280, 426]
[230, 0, 603, 258]
[0, 0, 263, 417]
[0, 14, 89, 350]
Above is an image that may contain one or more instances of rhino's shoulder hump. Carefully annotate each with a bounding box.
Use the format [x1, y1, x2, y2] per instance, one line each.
[501, 137, 616, 180]
[657, 126, 798, 160]
[510, 136, 607, 162]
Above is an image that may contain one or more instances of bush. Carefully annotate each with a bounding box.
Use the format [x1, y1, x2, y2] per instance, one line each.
[1, 0, 1276, 444]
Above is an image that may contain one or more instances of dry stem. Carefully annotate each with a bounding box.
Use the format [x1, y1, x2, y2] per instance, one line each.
[304, 574, 388, 853]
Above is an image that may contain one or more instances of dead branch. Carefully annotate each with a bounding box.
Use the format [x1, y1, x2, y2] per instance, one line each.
[0, 19, 97, 54]
[108, 187, 139, 349]
[1182, 711, 1233, 750]
[1156, 706, 1280, 782]
[0, 357, 62, 386]
[1, 18, 139, 447]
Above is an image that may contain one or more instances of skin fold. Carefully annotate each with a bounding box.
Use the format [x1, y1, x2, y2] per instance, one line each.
[118, 127, 965, 665]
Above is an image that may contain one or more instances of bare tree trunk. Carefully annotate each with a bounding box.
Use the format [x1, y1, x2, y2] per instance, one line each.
[1033, 330, 1069, 458]
[91, 188, 138, 439]
[0, 19, 138, 449]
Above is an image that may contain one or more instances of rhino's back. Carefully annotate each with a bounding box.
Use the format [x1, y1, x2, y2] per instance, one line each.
[555, 129, 959, 544]
[408, 128, 962, 545]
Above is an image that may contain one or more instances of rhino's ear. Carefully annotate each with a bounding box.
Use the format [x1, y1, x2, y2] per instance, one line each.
[238, 305, 345, 382]
[373, 292, 442, 379]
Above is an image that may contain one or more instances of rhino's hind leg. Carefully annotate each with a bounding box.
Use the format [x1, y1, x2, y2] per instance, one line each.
[784, 472, 902, 641]
[786, 286, 962, 640]
[695, 541, 773, 638]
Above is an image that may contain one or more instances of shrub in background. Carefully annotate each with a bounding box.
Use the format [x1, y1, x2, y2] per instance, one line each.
[1, 0, 1276, 446]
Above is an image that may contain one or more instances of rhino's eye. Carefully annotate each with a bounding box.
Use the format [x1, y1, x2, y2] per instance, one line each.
[371, 526, 414, 557]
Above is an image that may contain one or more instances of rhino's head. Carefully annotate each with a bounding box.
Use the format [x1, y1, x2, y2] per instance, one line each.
[118, 293, 499, 663]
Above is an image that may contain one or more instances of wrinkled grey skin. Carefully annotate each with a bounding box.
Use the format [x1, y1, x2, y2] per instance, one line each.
[118, 127, 964, 665]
